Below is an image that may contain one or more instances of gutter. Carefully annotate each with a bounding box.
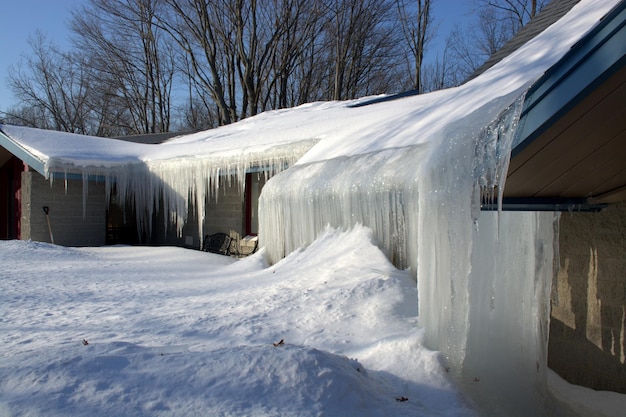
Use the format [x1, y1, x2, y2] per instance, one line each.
[481, 197, 607, 212]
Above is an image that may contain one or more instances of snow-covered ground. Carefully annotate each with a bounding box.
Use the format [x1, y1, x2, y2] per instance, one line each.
[2, 226, 626, 416]
[1, 226, 474, 417]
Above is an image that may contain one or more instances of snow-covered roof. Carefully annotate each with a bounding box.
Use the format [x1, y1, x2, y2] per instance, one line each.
[0, 126, 147, 176]
[0, 121, 318, 178]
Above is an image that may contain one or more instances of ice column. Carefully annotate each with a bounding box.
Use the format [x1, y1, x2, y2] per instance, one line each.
[416, 90, 527, 366]
[462, 210, 557, 417]
[413, 91, 558, 415]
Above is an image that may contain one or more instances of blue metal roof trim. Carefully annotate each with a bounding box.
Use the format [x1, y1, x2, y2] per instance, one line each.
[48, 171, 110, 182]
[0, 128, 47, 176]
[513, 1, 626, 155]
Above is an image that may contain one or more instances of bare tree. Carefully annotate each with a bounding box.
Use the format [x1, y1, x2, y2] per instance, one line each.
[323, 0, 402, 100]
[163, 0, 325, 124]
[71, 0, 175, 134]
[447, 7, 510, 79]
[395, 0, 434, 93]
[421, 38, 456, 92]
[227, 0, 301, 118]
[173, 52, 219, 131]
[4, 0, 428, 133]
[478, 0, 545, 31]
[6, 32, 94, 133]
[158, 0, 236, 125]
[260, 0, 322, 109]
[446, 0, 548, 83]
[162, 0, 405, 124]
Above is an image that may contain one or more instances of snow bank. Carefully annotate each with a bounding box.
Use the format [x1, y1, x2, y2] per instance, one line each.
[548, 370, 626, 417]
[0, 226, 475, 417]
[1, 342, 431, 417]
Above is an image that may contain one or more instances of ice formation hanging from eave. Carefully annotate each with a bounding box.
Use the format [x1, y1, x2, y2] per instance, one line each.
[140, 139, 320, 238]
[257, 82, 548, 416]
[259, 89, 526, 270]
[41, 138, 320, 240]
[2, 112, 325, 240]
[259, 0, 620, 285]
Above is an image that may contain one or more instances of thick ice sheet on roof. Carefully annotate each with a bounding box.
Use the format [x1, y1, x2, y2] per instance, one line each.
[295, 0, 618, 164]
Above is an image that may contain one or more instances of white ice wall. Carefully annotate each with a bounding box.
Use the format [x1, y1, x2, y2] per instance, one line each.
[259, 144, 425, 272]
[259, 90, 557, 415]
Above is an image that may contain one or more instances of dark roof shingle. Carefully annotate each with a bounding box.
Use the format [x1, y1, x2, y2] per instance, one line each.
[466, 0, 582, 80]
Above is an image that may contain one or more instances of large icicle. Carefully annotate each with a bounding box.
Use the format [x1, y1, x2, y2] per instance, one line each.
[44, 139, 319, 245]
[462, 210, 557, 416]
[413, 89, 558, 417]
[144, 139, 319, 240]
[416, 90, 527, 367]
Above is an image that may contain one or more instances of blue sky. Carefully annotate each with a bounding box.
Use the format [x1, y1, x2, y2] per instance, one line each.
[0, 0, 472, 112]
[0, 0, 79, 110]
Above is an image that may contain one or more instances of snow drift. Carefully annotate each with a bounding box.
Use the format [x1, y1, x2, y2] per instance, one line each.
[0, 226, 475, 417]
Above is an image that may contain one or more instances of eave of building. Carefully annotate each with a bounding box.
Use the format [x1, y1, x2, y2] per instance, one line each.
[0, 129, 47, 175]
[503, 0, 626, 210]
[1, 124, 301, 185]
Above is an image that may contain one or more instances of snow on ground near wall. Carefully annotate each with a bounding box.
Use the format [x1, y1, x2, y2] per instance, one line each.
[548, 370, 626, 417]
[0, 226, 474, 417]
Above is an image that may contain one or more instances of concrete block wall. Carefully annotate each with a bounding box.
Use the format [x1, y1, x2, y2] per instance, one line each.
[549, 202, 626, 393]
[18, 170, 254, 253]
[203, 182, 245, 241]
[21, 171, 107, 246]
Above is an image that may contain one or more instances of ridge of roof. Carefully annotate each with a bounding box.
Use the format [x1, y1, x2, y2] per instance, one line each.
[112, 131, 190, 144]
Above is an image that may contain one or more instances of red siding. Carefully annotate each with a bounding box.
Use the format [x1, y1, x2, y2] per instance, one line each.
[0, 156, 26, 239]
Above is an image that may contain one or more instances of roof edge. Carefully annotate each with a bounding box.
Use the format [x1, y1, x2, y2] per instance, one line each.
[0, 127, 47, 176]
